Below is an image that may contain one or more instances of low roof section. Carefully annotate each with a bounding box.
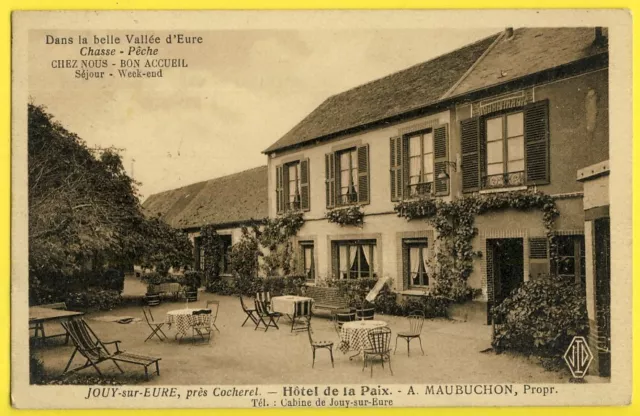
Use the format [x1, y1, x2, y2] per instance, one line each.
[142, 165, 268, 230]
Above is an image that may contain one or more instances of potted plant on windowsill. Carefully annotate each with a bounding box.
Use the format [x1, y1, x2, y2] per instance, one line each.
[326, 205, 364, 227]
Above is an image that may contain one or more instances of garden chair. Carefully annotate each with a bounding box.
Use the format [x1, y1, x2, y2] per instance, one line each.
[356, 307, 375, 321]
[239, 295, 258, 327]
[30, 302, 70, 345]
[206, 300, 221, 332]
[291, 299, 313, 332]
[254, 298, 280, 332]
[307, 321, 334, 368]
[191, 309, 213, 343]
[363, 326, 393, 377]
[142, 306, 167, 342]
[395, 311, 425, 356]
[332, 309, 356, 334]
[256, 291, 272, 311]
[60, 318, 161, 380]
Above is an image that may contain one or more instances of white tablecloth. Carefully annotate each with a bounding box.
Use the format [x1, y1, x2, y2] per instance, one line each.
[270, 296, 313, 315]
[339, 320, 388, 354]
[166, 308, 211, 338]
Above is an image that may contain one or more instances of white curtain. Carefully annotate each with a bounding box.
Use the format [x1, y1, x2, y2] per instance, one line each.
[339, 245, 348, 278]
[349, 246, 358, 274]
[362, 245, 372, 275]
[410, 246, 420, 284]
[422, 247, 430, 284]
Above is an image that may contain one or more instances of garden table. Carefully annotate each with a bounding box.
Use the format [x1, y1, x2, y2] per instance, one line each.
[339, 320, 388, 359]
[29, 306, 84, 345]
[270, 295, 313, 316]
[166, 308, 211, 341]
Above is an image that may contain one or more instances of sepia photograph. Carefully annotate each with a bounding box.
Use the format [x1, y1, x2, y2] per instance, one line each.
[11, 9, 632, 409]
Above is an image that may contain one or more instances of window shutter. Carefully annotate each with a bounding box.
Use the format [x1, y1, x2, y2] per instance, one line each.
[460, 117, 481, 192]
[402, 243, 410, 290]
[357, 144, 370, 204]
[300, 158, 310, 211]
[276, 164, 284, 214]
[529, 237, 550, 279]
[325, 153, 336, 209]
[433, 124, 450, 196]
[524, 99, 550, 185]
[390, 136, 399, 201]
[401, 136, 409, 199]
[282, 164, 290, 211]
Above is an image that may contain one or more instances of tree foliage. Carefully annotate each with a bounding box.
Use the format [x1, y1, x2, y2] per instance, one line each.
[28, 103, 192, 299]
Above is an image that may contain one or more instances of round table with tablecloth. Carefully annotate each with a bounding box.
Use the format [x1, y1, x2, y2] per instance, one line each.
[339, 320, 388, 355]
[270, 295, 313, 315]
[166, 308, 211, 339]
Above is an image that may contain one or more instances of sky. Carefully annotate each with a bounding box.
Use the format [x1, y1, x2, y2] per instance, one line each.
[29, 28, 498, 200]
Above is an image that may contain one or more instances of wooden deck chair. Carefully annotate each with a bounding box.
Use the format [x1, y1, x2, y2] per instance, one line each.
[254, 298, 280, 332]
[142, 306, 167, 342]
[205, 300, 221, 332]
[61, 319, 161, 380]
[239, 295, 258, 327]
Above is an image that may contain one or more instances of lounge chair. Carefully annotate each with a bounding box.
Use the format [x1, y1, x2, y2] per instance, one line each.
[61, 318, 161, 380]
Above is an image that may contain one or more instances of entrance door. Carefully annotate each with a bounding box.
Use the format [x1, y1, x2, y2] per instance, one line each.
[489, 238, 524, 314]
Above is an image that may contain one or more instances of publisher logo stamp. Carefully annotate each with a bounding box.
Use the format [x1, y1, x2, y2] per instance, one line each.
[563, 336, 593, 378]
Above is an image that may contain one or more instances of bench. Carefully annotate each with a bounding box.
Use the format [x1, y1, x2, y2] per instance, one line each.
[147, 283, 183, 299]
[303, 286, 349, 313]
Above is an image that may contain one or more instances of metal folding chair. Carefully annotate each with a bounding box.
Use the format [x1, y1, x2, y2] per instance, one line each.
[142, 306, 168, 342]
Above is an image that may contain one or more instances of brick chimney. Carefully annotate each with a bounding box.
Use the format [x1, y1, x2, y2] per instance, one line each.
[593, 27, 607, 47]
[504, 27, 514, 39]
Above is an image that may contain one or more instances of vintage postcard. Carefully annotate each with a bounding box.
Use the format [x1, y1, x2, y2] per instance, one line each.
[11, 9, 632, 409]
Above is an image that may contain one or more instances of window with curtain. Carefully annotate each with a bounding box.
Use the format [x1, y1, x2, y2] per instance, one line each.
[407, 130, 434, 197]
[404, 239, 430, 287]
[335, 240, 376, 279]
[484, 111, 525, 188]
[287, 162, 301, 210]
[300, 242, 315, 282]
[338, 148, 358, 205]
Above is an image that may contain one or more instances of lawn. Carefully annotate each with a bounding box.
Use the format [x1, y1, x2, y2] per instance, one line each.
[32, 292, 575, 385]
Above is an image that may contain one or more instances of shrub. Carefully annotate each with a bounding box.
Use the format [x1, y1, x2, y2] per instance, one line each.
[328, 277, 377, 307]
[65, 288, 122, 311]
[401, 294, 449, 318]
[181, 271, 203, 290]
[234, 275, 263, 297]
[30, 352, 46, 384]
[373, 286, 404, 315]
[491, 277, 589, 357]
[206, 278, 235, 295]
[101, 268, 125, 293]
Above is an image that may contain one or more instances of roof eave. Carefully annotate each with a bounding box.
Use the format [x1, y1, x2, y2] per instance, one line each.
[263, 51, 608, 156]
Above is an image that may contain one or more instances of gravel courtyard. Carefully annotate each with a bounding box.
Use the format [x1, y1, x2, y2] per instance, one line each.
[31, 292, 579, 385]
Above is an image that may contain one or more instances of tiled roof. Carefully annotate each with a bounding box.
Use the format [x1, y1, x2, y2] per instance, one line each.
[142, 166, 268, 229]
[263, 32, 501, 153]
[448, 27, 608, 97]
[264, 27, 607, 154]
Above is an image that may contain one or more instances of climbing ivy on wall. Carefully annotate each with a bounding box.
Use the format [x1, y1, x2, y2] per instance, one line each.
[394, 190, 560, 302]
[259, 211, 305, 276]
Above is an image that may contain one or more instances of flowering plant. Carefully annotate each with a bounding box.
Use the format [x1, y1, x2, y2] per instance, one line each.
[326, 205, 365, 227]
